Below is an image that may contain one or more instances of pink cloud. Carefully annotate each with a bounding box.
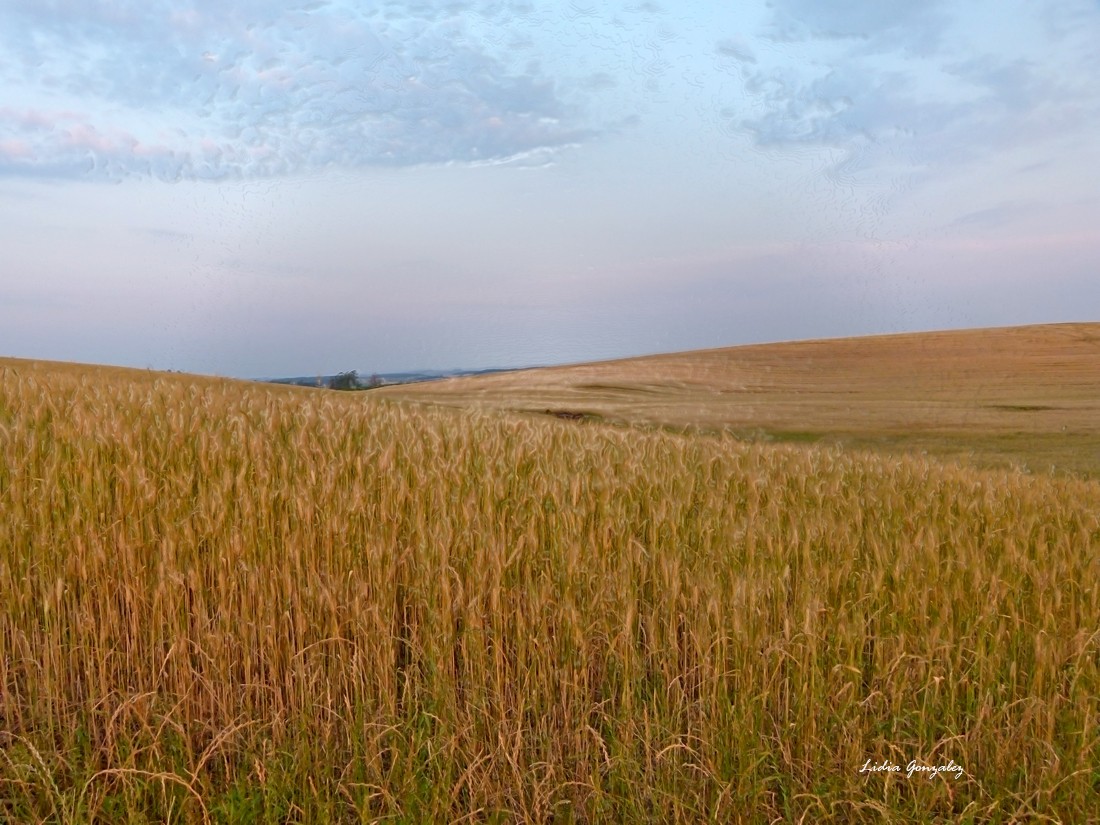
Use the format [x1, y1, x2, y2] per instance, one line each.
[0, 106, 85, 131]
[131, 139, 174, 159]
[63, 123, 118, 153]
[0, 138, 32, 159]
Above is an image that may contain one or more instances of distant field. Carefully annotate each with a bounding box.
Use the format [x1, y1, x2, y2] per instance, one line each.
[2, 346, 1098, 822]
[378, 322, 1100, 478]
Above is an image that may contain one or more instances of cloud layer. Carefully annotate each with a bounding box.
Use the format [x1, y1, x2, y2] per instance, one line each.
[0, 0, 591, 180]
[8, 0, 1098, 188]
[724, 0, 1100, 180]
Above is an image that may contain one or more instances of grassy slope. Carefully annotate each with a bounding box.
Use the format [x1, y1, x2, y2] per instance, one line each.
[378, 322, 1100, 478]
[3, 329, 1100, 822]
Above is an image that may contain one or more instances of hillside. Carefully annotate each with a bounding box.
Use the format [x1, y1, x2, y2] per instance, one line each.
[377, 322, 1100, 477]
[2, 337, 1099, 821]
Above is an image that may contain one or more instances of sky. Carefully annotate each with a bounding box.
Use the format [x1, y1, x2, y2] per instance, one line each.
[1, 0, 1098, 378]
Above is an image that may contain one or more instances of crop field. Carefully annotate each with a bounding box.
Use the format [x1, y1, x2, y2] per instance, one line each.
[379, 322, 1100, 479]
[2, 341, 1100, 823]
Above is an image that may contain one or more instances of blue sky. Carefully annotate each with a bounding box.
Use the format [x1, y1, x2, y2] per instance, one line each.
[1, 0, 1098, 377]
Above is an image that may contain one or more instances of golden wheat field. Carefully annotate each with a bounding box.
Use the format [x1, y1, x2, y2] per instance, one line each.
[2, 353, 1099, 823]
[379, 322, 1100, 478]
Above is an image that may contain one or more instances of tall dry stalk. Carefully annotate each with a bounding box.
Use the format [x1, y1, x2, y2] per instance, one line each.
[1, 361, 1098, 822]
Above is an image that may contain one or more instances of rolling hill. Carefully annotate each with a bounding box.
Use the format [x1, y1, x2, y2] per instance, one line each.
[377, 322, 1100, 477]
[2, 324, 1099, 822]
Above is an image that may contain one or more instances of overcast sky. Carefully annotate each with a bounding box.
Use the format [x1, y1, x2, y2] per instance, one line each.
[2, 0, 1098, 377]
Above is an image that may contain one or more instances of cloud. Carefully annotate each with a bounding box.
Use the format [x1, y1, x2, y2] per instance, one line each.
[943, 202, 1033, 231]
[724, 1, 1100, 181]
[715, 38, 756, 65]
[944, 57, 1051, 113]
[0, 0, 594, 181]
[762, 0, 950, 56]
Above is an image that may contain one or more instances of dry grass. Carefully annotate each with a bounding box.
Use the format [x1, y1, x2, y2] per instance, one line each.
[378, 322, 1100, 478]
[2, 348, 1099, 822]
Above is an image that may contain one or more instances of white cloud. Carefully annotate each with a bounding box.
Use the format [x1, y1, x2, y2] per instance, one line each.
[763, 0, 950, 56]
[0, 0, 595, 180]
[723, 0, 1100, 183]
[715, 38, 756, 65]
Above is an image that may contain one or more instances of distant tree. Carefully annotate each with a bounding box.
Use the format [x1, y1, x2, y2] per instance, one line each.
[331, 370, 360, 391]
[367, 373, 383, 388]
